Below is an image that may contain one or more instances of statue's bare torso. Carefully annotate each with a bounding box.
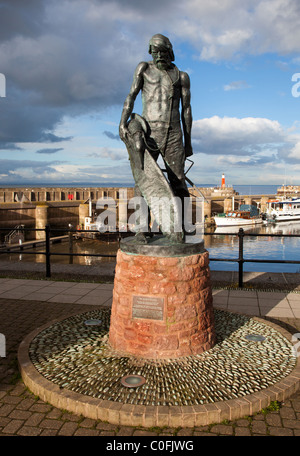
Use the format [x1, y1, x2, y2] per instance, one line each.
[140, 62, 181, 124]
[120, 58, 192, 157]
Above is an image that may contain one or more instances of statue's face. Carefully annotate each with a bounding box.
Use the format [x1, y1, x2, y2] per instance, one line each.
[151, 45, 172, 70]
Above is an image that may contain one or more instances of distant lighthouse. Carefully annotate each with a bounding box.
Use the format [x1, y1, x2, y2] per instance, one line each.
[221, 173, 225, 188]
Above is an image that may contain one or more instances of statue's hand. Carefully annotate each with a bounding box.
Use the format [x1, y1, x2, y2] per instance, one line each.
[119, 124, 129, 142]
[185, 144, 193, 158]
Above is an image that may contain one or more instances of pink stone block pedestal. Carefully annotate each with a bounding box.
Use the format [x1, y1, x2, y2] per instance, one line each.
[109, 245, 216, 359]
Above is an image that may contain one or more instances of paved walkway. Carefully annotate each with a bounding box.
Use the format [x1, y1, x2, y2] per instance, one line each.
[0, 276, 299, 319]
[0, 276, 300, 436]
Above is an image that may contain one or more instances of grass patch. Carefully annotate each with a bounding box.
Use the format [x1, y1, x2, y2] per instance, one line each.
[261, 401, 282, 414]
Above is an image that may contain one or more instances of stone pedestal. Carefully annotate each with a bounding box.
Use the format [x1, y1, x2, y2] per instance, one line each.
[108, 237, 216, 359]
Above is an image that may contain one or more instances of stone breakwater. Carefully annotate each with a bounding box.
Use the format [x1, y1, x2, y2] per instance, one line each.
[28, 308, 296, 407]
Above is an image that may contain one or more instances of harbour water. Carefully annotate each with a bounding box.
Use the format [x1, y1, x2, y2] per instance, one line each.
[206, 221, 300, 273]
[2, 221, 300, 274]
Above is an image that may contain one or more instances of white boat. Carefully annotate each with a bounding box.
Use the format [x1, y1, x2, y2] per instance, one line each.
[214, 204, 263, 227]
[263, 198, 300, 223]
[213, 225, 256, 234]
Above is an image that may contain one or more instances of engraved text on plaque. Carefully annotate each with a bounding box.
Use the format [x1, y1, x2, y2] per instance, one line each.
[132, 295, 165, 321]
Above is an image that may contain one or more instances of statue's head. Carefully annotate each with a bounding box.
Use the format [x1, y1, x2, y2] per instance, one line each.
[148, 34, 174, 70]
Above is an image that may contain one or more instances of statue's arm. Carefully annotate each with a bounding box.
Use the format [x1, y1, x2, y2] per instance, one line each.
[180, 71, 193, 157]
[119, 62, 147, 141]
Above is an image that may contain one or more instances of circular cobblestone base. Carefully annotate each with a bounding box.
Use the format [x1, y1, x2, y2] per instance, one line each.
[18, 308, 300, 427]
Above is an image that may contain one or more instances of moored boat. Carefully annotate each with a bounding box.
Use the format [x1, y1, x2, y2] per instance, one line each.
[262, 197, 300, 223]
[214, 204, 262, 227]
[213, 225, 256, 234]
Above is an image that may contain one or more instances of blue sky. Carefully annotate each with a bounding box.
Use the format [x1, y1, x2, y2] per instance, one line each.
[0, 0, 300, 187]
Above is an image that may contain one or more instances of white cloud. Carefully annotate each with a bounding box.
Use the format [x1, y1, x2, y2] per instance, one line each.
[223, 80, 251, 91]
[173, 0, 300, 61]
[192, 116, 285, 155]
[87, 147, 126, 161]
[185, 114, 300, 184]
[288, 142, 300, 160]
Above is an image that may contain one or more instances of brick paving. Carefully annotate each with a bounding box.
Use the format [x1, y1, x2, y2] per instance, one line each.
[1, 283, 300, 436]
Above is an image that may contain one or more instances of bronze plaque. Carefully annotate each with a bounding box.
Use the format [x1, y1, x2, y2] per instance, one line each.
[132, 295, 164, 321]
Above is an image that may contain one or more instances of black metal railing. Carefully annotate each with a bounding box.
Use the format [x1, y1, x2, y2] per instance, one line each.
[1, 226, 300, 288]
[207, 228, 300, 288]
[0, 226, 120, 279]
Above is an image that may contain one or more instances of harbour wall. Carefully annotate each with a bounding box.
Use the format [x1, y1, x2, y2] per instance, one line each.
[0, 187, 134, 204]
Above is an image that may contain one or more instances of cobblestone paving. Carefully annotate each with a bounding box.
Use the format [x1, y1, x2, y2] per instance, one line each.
[1, 297, 300, 436]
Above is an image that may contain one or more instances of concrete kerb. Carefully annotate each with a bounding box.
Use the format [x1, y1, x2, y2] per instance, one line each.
[18, 311, 300, 428]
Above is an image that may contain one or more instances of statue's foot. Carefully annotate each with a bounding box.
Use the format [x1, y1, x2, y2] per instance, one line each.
[165, 232, 185, 244]
[132, 232, 148, 244]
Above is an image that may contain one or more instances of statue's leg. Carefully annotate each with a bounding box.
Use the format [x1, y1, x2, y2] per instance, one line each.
[163, 129, 189, 197]
[132, 185, 149, 243]
[136, 134, 160, 237]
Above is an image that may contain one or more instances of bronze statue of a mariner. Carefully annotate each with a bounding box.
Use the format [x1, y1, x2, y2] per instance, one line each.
[119, 34, 193, 244]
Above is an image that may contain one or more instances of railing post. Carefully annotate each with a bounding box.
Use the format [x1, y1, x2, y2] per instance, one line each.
[45, 224, 51, 278]
[238, 228, 244, 288]
[68, 224, 73, 264]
